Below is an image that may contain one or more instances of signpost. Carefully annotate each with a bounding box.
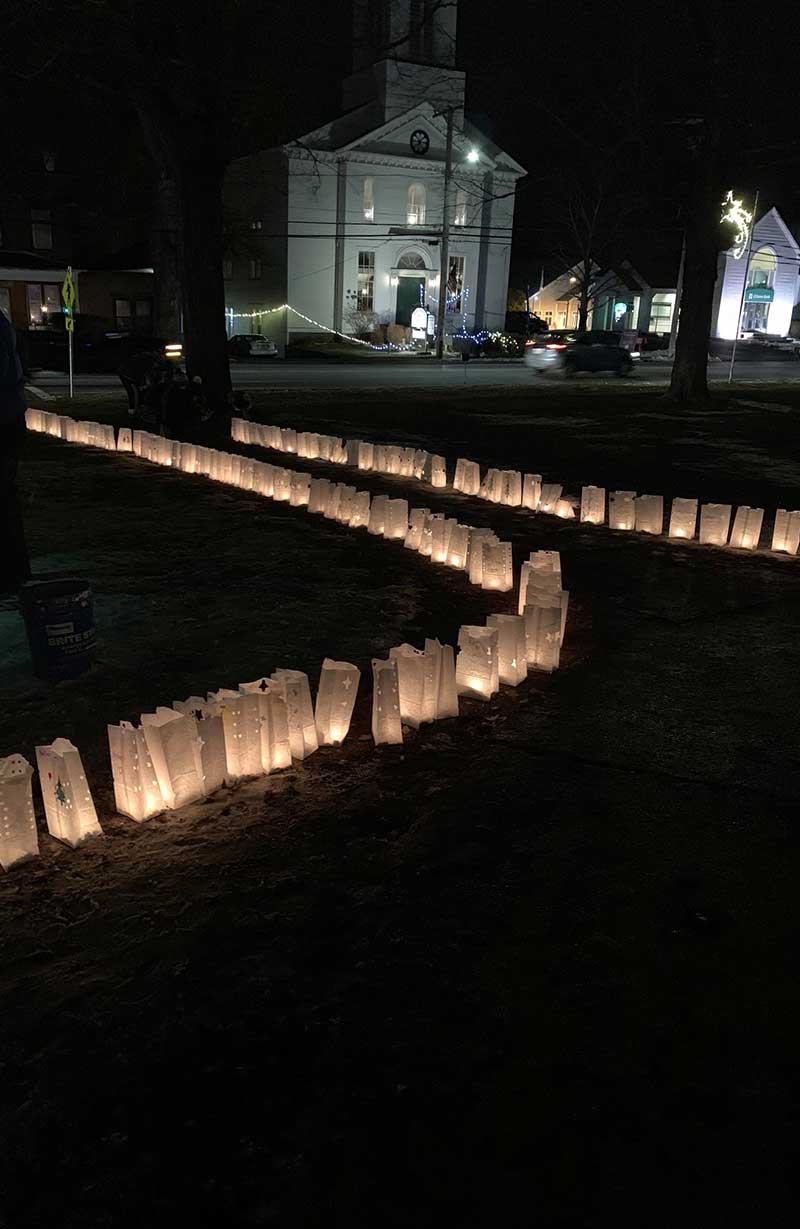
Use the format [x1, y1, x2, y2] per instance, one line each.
[61, 267, 75, 400]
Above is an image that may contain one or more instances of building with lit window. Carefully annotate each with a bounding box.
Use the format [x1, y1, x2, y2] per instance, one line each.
[712, 206, 800, 340]
[223, 0, 526, 349]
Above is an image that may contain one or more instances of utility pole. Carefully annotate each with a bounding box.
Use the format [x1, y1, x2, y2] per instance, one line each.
[667, 230, 686, 360]
[435, 107, 455, 360]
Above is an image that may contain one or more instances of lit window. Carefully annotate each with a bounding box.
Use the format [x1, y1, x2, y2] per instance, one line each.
[447, 255, 465, 308]
[27, 283, 60, 328]
[407, 183, 426, 226]
[357, 251, 375, 310]
[250, 220, 263, 231]
[31, 208, 52, 250]
[747, 247, 777, 290]
[223, 259, 233, 279]
[249, 259, 262, 279]
[363, 176, 374, 222]
[454, 188, 467, 227]
[43, 151, 56, 172]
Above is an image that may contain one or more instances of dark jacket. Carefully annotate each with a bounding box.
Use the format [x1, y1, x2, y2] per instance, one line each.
[0, 311, 26, 425]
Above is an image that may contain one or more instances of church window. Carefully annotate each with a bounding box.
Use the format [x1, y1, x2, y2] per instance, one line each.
[358, 251, 375, 310]
[398, 252, 426, 270]
[407, 183, 426, 225]
[249, 259, 262, 279]
[363, 176, 374, 222]
[447, 254, 465, 307]
[454, 188, 467, 226]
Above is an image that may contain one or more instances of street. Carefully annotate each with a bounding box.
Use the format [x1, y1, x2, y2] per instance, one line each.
[31, 357, 800, 394]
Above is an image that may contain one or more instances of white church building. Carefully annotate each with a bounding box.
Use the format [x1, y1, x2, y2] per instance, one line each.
[223, 0, 525, 350]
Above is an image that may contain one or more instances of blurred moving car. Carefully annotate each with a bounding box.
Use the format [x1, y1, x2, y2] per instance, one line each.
[523, 330, 635, 376]
[227, 333, 278, 358]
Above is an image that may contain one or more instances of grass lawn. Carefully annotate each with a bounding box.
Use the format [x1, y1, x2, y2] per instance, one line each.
[1, 381, 799, 1225]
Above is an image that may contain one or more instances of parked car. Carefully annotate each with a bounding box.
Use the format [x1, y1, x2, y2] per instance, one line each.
[523, 330, 635, 376]
[228, 333, 278, 358]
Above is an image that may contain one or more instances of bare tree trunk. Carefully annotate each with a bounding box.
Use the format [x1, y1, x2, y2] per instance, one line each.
[151, 171, 182, 340]
[669, 152, 719, 402]
[178, 160, 232, 410]
[578, 259, 591, 331]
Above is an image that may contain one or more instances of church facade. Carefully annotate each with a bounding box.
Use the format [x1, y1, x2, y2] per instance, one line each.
[223, 0, 525, 349]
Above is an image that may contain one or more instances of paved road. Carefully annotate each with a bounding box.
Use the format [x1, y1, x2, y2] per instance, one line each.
[32, 357, 800, 393]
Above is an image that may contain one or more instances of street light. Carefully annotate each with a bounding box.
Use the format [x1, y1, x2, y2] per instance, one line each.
[466, 148, 479, 163]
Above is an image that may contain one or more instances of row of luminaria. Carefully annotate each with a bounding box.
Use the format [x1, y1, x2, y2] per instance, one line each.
[4, 414, 570, 872]
[230, 417, 800, 555]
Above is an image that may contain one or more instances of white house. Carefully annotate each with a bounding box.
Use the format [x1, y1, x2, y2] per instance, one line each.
[223, 0, 526, 350]
[712, 206, 800, 339]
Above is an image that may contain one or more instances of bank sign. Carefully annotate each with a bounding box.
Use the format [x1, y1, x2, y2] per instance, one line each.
[744, 286, 774, 302]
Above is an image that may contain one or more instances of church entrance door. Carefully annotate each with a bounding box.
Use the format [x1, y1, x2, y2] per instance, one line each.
[396, 276, 426, 326]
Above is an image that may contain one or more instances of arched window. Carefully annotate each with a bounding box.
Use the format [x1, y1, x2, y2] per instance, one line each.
[407, 183, 426, 225]
[747, 247, 777, 290]
[363, 176, 374, 222]
[397, 251, 426, 270]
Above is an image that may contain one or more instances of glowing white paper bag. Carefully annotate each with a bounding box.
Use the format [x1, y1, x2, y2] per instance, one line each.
[468, 530, 498, 585]
[669, 497, 698, 539]
[481, 541, 513, 592]
[371, 658, 403, 745]
[368, 494, 388, 535]
[325, 484, 343, 520]
[606, 490, 635, 529]
[518, 560, 560, 614]
[699, 503, 731, 546]
[270, 669, 319, 760]
[447, 523, 470, 569]
[413, 449, 429, 479]
[238, 678, 292, 771]
[373, 444, 388, 473]
[308, 477, 333, 515]
[173, 697, 227, 792]
[253, 461, 275, 498]
[280, 427, 297, 453]
[487, 614, 528, 686]
[350, 491, 371, 528]
[208, 689, 263, 779]
[400, 447, 416, 477]
[346, 440, 361, 467]
[404, 507, 430, 550]
[556, 497, 577, 519]
[0, 755, 39, 870]
[580, 485, 606, 524]
[337, 485, 357, 524]
[315, 659, 360, 745]
[386, 445, 403, 475]
[288, 471, 311, 507]
[389, 643, 431, 728]
[358, 441, 374, 471]
[35, 739, 101, 847]
[772, 509, 800, 555]
[523, 602, 562, 672]
[117, 427, 133, 453]
[456, 625, 499, 700]
[426, 455, 447, 488]
[482, 469, 503, 503]
[635, 494, 664, 535]
[384, 498, 409, 540]
[141, 707, 206, 809]
[538, 483, 563, 514]
[419, 512, 443, 558]
[729, 506, 764, 550]
[423, 638, 459, 719]
[431, 517, 456, 563]
[522, 473, 542, 510]
[502, 471, 522, 507]
[108, 722, 164, 821]
[461, 459, 482, 496]
[272, 467, 291, 501]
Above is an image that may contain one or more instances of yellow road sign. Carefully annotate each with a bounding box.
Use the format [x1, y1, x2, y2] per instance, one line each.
[61, 268, 75, 310]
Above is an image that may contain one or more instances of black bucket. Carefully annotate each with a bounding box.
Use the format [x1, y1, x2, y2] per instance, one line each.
[20, 578, 96, 680]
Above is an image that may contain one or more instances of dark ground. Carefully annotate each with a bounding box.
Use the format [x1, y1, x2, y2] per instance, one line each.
[2, 383, 800, 1226]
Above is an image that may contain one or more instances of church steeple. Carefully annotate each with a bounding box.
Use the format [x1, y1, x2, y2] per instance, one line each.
[344, 0, 466, 124]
